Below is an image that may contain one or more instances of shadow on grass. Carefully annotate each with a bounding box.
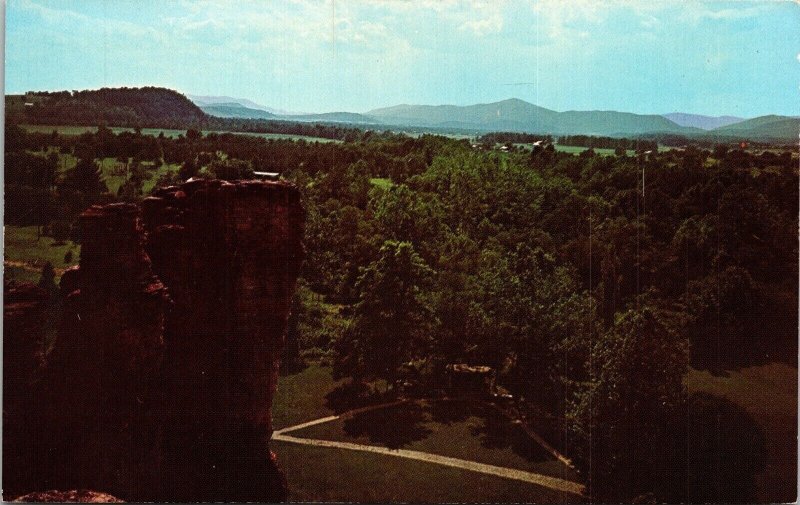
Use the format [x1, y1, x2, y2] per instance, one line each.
[427, 399, 474, 425]
[469, 406, 553, 463]
[341, 402, 432, 449]
[691, 287, 798, 375]
[324, 380, 393, 414]
[278, 360, 308, 377]
[688, 392, 768, 503]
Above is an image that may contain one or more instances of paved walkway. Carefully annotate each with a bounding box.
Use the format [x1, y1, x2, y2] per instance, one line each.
[273, 401, 586, 497]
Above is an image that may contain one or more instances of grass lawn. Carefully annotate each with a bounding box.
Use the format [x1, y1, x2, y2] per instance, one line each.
[4, 225, 80, 278]
[291, 398, 579, 482]
[275, 440, 580, 504]
[272, 364, 347, 431]
[272, 366, 583, 502]
[688, 362, 797, 503]
[142, 163, 181, 194]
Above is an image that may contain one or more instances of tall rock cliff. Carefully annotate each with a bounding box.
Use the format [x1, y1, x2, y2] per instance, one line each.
[3, 179, 304, 502]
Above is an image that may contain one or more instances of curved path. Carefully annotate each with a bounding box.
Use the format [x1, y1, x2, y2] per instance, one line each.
[273, 401, 585, 497]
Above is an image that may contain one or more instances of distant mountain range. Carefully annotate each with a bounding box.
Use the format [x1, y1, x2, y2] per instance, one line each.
[189, 94, 798, 141]
[662, 113, 745, 130]
[187, 94, 294, 115]
[7, 87, 797, 142]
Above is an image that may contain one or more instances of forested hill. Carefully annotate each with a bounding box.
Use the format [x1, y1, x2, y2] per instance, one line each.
[5, 87, 369, 141]
[7, 87, 208, 127]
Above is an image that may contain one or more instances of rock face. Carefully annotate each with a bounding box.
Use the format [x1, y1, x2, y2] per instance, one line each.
[3, 281, 50, 496]
[43, 203, 170, 499]
[142, 179, 304, 501]
[3, 180, 304, 502]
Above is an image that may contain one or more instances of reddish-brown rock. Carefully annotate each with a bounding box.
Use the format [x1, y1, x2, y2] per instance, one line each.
[3, 281, 48, 404]
[12, 490, 123, 503]
[4, 180, 304, 502]
[3, 281, 50, 497]
[42, 203, 170, 499]
[142, 179, 304, 501]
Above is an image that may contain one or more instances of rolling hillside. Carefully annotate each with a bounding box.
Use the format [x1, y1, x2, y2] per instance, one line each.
[367, 98, 693, 137]
[8, 87, 208, 126]
[188, 94, 290, 115]
[554, 110, 695, 136]
[200, 103, 276, 120]
[712, 115, 800, 140]
[367, 98, 558, 132]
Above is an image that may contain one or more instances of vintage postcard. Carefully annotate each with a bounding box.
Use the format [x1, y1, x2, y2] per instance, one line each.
[3, 0, 798, 503]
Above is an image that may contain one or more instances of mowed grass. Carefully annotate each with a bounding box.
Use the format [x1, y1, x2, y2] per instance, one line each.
[20, 124, 340, 143]
[275, 441, 580, 504]
[272, 366, 583, 503]
[4, 225, 80, 277]
[292, 398, 580, 482]
[688, 363, 797, 503]
[272, 364, 347, 431]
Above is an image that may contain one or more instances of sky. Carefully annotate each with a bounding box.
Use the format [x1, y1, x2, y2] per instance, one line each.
[5, 0, 800, 117]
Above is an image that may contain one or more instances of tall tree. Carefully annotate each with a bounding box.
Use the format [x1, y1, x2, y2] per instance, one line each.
[334, 240, 433, 388]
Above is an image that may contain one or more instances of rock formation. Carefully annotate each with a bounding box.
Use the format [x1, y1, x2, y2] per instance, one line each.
[12, 490, 123, 503]
[3, 281, 50, 497]
[3, 179, 304, 502]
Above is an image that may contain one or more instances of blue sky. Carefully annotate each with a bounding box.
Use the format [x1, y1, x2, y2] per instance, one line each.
[6, 0, 800, 117]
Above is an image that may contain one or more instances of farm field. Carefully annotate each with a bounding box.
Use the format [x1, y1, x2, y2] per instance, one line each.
[688, 362, 797, 503]
[510, 143, 641, 156]
[19, 124, 341, 143]
[554, 144, 635, 156]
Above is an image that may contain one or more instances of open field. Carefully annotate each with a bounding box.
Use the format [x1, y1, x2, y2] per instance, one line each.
[688, 362, 797, 503]
[19, 124, 341, 143]
[4, 226, 80, 279]
[554, 144, 635, 156]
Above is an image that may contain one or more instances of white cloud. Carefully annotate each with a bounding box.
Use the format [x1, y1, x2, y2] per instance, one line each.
[460, 16, 503, 36]
[679, 2, 767, 23]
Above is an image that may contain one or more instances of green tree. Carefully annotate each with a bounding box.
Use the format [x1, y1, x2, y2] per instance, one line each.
[68, 157, 107, 198]
[567, 302, 688, 502]
[209, 159, 254, 180]
[334, 240, 434, 389]
[37, 262, 58, 293]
